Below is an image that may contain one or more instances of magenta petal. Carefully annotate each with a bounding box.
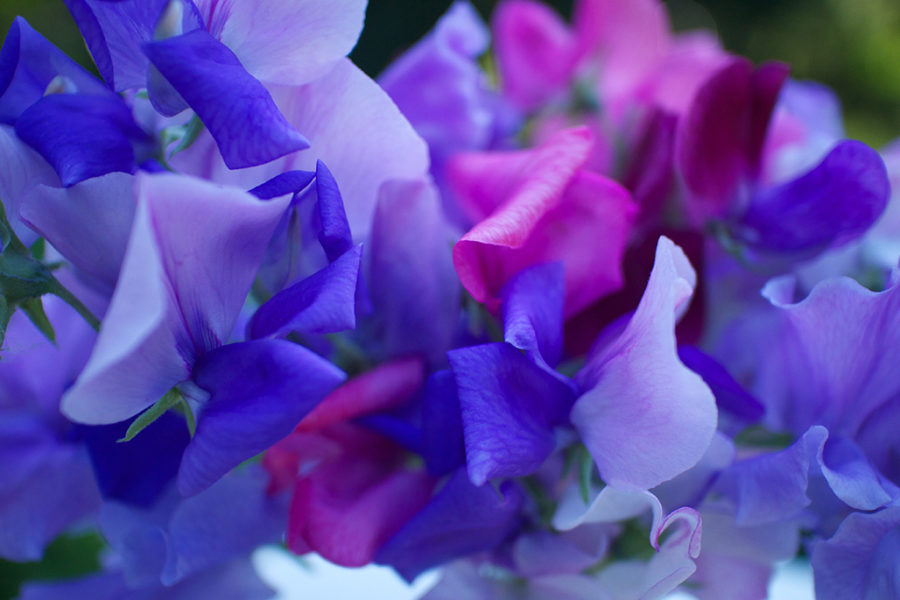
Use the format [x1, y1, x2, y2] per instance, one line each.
[676, 58, 790, 221]
[451, 127, 636, 314]
[296, 356, 426, 433]
[573, 0, 670, 102]
[492, 0, 578, 111]
[571, 237, 717, 489]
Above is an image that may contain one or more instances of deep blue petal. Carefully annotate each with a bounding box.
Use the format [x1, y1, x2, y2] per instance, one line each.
[737, 140, 890, 253]
[502, 262, 564, 368]
[78, 411, 190, 507]
[448, 342, 575, 486]
[0, 17, 108, 123]
[678, 345, 764, 422]
[144, 29, 309, 169]
[420, 370, 465, 477]
[178, 339, 345, 496]
[14, 93, 148, 186]
[314, 160, 354, 261]
[247, 244, 361, 339]
[375, 469, 524, 582]
[248, 170, 315, 200]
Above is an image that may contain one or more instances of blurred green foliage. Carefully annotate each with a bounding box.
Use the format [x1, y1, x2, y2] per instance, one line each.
[2, 0, 897, 145]
[0, 533, 105, 599]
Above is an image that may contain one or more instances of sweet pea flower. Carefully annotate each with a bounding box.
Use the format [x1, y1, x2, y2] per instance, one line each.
[60, 172, 346, 496]
[677, 58, 890, 259]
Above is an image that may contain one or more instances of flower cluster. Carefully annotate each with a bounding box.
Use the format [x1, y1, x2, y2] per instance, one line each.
[0, 0, 898, 598]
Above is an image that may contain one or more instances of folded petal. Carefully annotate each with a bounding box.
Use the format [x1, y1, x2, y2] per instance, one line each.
[502, 262, 564, 368]
[247, 244, 361, 339]
[368, 178, 459, 363]
[571, 237, 716, 489]
[380, 1, 503, 182]
[375, 469, 525, 581]
[811, 503, 900, 600]
[62, 173, 289, 424]
[449, 343, 575, 486]
[172, 59, 429, 240]
[451, 127, 636, 314]
[247, 169, 314, 200]
[178, 339, 345, 496]
[15, 93, 148, 186]
[736, 140, 889, 253]
[0, 17, 108, 122]
[61, 0, 180, 90]
[19, 173, 136, 297]
[757, 274, 900, 438]
[144, 29, 309, 169]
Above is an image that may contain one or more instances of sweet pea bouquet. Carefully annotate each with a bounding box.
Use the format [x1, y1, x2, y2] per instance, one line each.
[1, 0, 898, 598]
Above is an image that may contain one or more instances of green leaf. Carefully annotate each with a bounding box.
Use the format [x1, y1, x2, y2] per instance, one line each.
[0, 295, 10, 349]
[29, 237, 46, 261]
[168, 114, 205, 158]
[119, 388, 183, 442]
[19, 297, 56, 344]
[578, 445, 595, 505]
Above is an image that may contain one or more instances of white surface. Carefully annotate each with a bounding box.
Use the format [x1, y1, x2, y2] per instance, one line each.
[254, 547, 815, 600]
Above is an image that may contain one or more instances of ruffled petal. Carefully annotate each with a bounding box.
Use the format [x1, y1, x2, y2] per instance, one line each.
[571, 237, 716, 489]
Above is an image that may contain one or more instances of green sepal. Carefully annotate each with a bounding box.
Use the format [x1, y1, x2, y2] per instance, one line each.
[20, 297, 56, 344]
[167, 114, 205, 159]
[577, 445, 595, 505]
[119, 389, 183, 442]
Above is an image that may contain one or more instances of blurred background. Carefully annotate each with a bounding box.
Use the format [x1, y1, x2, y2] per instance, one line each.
[1, 0, 899, 146]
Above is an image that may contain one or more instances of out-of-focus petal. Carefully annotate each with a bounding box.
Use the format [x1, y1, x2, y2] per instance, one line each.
[368, 178, 459, 363]
[375, 469, 525, 581]
[736, 140, 889, 253]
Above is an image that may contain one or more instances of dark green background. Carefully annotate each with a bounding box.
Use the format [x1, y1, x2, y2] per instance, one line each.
[2, 0, 898, 145]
